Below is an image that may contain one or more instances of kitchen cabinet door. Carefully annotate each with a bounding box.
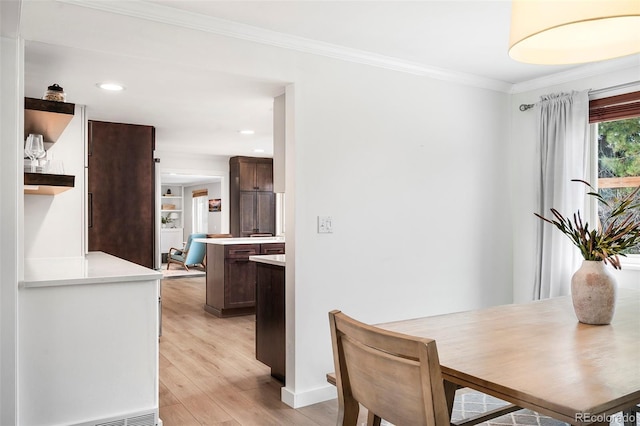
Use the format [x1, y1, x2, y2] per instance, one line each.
[224, 258, 257, 308]
[238, 191, 275, 237]
[239, 191, 257, 236]
[237, 157, 274, 192]
[256, 192, 275, 236]
[254, 160, 273, 192]
[88, 120, 155, 268]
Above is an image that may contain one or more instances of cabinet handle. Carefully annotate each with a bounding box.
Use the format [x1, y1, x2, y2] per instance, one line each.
[233, 250, 251, 253]
[88, 192, 93, 228]
[88, 121, 93, 157]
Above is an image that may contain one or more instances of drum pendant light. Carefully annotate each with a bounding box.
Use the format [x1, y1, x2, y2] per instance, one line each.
[509, 0, 640, 64]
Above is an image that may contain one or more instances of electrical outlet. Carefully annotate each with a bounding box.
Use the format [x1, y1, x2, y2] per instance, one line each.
[318, 216, 333, 233]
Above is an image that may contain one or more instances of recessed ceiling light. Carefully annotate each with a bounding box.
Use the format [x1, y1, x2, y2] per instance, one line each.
[239, 129, 255, 135]
[97, 82, 125, 91]
[253, 148, 265, 153]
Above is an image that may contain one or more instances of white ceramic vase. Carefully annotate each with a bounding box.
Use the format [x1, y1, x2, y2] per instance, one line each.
[570, 260, 617, 325]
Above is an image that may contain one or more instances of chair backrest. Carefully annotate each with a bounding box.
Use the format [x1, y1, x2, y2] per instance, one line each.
[184, 233, 207, 265]
[328, 310, 449, 426]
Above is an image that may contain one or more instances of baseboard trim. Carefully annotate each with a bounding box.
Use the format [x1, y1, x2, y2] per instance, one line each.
[281, 384, 337, 408]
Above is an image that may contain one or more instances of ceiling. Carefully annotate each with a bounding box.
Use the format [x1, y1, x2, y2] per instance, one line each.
[16, 0, 636, 160]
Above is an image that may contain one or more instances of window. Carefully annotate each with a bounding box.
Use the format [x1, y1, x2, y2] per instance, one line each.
[591, 91, 640, 255]
[192, 189, 208, 233]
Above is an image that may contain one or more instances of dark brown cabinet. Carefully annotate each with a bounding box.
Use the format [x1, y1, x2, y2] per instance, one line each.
[205, 242, 284, 317]
[205, 243, 260, 317]
[87, 120, 155, 269]
[239, 191, 275, 237]
[230, 156, 276, 237]
[238, 157, 273, 192]
[255, 262, 285, 382]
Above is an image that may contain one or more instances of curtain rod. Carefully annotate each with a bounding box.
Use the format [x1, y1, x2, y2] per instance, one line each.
[518, 80, 640, 112]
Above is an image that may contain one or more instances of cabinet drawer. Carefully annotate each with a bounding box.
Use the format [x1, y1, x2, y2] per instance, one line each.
[225, 244, 261, 259]
[261, 243, 285, 255]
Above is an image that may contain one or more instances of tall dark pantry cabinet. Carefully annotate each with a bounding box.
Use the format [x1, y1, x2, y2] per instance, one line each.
[229, 156, 276, 237]
[87, 121, 156, 269]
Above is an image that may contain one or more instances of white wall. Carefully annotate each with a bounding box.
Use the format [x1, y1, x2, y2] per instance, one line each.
[509, 63, 640, 303]
[0, 34, 23, 426]
[284, 55, 512, 405]
[23, 107, 85, 259]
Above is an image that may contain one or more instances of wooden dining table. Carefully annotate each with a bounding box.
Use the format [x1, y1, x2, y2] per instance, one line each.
[378, 288, 640, 425]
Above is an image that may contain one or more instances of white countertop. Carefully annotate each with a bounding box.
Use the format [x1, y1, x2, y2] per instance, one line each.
[21, 251, 162, 288]
[249, 254, 286, 267]
[195, 236, 285, 245]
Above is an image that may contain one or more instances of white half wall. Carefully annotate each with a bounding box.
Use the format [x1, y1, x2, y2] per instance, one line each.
[18, 279, 159, 425]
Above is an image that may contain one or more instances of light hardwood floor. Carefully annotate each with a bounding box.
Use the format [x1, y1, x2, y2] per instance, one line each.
[159, 276, 348, 426]
[158, 277, 571, 426]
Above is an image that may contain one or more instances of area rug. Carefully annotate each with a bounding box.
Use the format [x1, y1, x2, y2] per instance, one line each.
[160, 264, 205, 279]
[451, 391, 636, 426]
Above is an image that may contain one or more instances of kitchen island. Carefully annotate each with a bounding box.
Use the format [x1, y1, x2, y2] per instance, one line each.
[250, 254, 286, 382]
[197, 237, 285, 317]
[19, 252, 161, 426]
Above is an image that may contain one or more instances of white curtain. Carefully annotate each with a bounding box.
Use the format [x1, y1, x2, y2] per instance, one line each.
[533, 90, 589, 299]
[191, 189, 209, 234]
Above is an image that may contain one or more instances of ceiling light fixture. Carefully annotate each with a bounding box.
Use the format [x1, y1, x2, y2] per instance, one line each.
[509, 0, 640, 64]
[97, 82, 125, 91]
[239, 129, 255, 135]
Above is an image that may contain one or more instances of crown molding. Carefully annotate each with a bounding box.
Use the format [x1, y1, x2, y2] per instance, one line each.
[510, 55, 640, 94]
[58, 0, 512, 93]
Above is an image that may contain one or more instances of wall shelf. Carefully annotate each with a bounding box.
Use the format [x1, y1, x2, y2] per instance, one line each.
[24, 97, 75, 145]
[23, 97, 76, 195]
[24, 173, 75, 195]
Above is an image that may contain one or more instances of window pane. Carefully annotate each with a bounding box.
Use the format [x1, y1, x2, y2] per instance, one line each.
[597, 117, 640, 254]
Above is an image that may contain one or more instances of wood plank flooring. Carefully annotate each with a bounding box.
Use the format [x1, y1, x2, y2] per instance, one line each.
[159, 276, 348, 426]
[159, 277, 574, 426]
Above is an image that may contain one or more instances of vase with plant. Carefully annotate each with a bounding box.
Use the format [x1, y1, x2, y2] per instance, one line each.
[535, 179, 640, 324]
[161, 215, 172, 228]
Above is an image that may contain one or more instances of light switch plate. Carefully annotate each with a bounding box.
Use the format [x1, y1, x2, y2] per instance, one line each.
[318, 216, 333, 233]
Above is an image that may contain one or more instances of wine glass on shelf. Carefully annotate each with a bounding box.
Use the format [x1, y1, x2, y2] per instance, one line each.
[24, 134, 45, 173]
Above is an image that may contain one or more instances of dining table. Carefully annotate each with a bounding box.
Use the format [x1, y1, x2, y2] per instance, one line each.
[377, 288, 640, 426]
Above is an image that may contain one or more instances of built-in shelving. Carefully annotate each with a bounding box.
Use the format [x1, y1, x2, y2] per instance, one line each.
[23, 97, 76, 195]
[161, 185, 184, 228]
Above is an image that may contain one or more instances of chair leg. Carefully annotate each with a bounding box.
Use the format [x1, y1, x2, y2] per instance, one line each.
[367, 411, 381, 426]
[337, 397, 359, 426]
[183, 264, 189, 271]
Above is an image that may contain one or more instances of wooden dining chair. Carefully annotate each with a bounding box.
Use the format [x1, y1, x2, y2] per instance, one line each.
[329, 310, 450, 426]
